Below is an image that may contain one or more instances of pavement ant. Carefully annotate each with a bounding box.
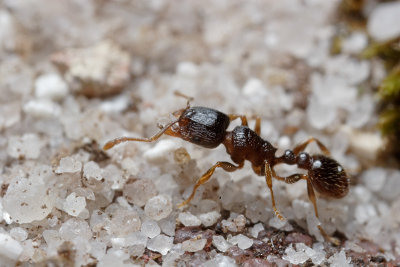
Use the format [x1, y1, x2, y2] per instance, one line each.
[103, 93, 349, 244]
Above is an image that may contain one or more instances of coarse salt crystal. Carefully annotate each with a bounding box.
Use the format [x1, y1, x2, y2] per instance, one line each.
[228, 234, 253, 250]
[0, 233, 23, 261]
[212, 235, 231, 253]
[83, 161, 102, 180]
[147, 234, 173, 255]
[178, 212, 201, 227]
[250, 223, 264, 238]
[141, 220, 161, 239]
[35, 73, 68, 100]
[64, 192, 86, 217]
[144, 195, 172, 221]
[55, 156, 82, 174]
[181, 238, 207, 252]
[7, 134, 44, 159]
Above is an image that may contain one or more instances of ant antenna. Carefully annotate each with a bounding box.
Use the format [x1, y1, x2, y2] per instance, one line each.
[174, 90, 194, 109]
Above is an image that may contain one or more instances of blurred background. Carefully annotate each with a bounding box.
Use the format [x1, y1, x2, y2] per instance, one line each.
[0, 0, 399, 266]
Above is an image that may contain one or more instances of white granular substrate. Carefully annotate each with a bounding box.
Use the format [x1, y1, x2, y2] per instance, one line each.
[0, 0, 398, 266]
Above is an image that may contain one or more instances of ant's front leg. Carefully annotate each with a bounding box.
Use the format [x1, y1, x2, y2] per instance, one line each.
[293, 137, 331, 156]
[264, 162, 285, 221]
[178, 161, 244, 208]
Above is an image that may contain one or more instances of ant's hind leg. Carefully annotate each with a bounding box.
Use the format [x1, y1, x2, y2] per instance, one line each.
[293, 137, 331, 156]
[103, 119, 179, 150]
[264, 162, 285, 221]
[306, 179, 341, 245]
[228, 114, 248, 126]
[254, 117, 261, 135]
[178, 161, 243, 208]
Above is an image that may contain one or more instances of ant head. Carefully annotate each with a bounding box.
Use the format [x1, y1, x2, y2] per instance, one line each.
[308, 155, 349, 199]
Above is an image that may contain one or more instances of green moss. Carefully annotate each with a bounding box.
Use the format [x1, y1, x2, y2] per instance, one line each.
[379, 106, 400, 136]
[379, 66, 400, 101]
[362, 38, 400, 69]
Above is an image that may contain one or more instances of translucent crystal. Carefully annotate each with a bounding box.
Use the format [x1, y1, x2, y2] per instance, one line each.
[327, 250, 352, 267]
[83, 161, 102, 181]
[23, 99, 61, 118]
[283, 244, 310, 265]
[146, 234, 173, 255]
[59, 218, 92, 242]
[3, 177, 54, 224]
[212, 235, 231, 253]
[55, 156, 82, 173]
[141, 220, 161, 239]
[0, 101, 20, 130]
[367, 1, 400, 42]
[123, 179, 157, 207]
[64, 192, 86, 217]
[9, 227, 28, 242]
[228, 234, 253, 250]
[198, 211, 221, 227]
[178, 212, 201, 227]
[0, 233, 23, 261]
[108, 208, 141, 236]
[7, 134, 43, 159]
[362, 168, 386, 192]
[158, 216, 176, 237]
[202, 254, 237, 267]
[250, 223, 264, 238]
[182, 238, 207, 252]
[35, 73, 68, 100]
[144, 195, 172, 221]
[143, 139, 179, 162]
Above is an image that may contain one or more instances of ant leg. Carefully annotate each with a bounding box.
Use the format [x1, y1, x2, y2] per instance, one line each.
[264, 162, 285, 221]
[254, 117, 261, 135]
[306, 178, 341, 245]
[293, 137, 331, 156]
[271, 168, 307, 184]
[228, 114, 248, 126]
[103, 119, 179, 150]
[178, 161, 243, 208]
[174, 90, 194, 108]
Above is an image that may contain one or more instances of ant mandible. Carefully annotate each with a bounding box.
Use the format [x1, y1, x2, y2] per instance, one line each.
[103, 93, 349, 244]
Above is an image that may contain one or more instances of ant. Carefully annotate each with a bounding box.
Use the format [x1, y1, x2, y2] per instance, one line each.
[103, 93, 349, 245]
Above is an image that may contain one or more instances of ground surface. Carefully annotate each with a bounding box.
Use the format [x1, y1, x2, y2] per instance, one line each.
[0, 0, 399, 266]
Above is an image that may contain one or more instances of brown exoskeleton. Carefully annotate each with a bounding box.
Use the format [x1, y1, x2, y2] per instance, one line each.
[104, 96, 349, 244]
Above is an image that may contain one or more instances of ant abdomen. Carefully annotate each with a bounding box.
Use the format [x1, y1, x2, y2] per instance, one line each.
[176, 107, 230, 148]
[309, 155, 349, 198]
